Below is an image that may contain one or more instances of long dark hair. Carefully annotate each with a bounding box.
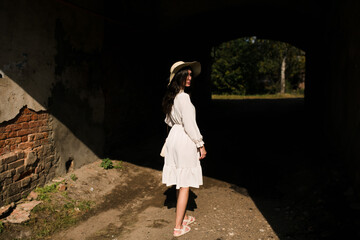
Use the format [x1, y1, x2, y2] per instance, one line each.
[162, 67, 191, 115]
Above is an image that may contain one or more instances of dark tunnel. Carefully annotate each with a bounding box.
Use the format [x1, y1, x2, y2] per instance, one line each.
[0, 0, 360, 238]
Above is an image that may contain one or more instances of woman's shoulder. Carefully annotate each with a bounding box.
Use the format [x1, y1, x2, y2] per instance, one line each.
[176, 91, 190, 99]
[175, 92, 191, 106]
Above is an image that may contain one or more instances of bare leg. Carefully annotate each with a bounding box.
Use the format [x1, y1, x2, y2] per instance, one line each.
[175, 187, 189, 229]
[176, 189, 188, 220]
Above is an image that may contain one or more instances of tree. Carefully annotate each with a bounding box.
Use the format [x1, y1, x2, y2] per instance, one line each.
[211, 37, 305, 95]
[281, 56, 286, 94]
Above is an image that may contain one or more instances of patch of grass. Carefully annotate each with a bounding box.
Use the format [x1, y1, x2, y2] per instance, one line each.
[100, 158, 113, 169]
[114, 160, 123, 169]
[63, 201, 75, 210]
[63, 199, 92, 211]
[31, 205, 77, 239]
[32, 203, 55, 213]
[212, 93, 304, 100]
[70, 173, 78, 181]
[61, 191, 70, 199]
[1, 180, 95, 239]
[77, 200, 93, 211]
[28, 190, 94, 239]
[34, 182, 61, 202]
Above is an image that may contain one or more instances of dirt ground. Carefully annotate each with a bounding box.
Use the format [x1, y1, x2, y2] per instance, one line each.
[1, 159, 279, 240]
[54, 160, 279, 240]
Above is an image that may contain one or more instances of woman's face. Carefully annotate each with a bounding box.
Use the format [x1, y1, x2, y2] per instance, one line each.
[185, 69, 192, 87]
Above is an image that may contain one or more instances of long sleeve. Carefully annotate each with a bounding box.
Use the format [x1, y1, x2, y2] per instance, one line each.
[164, 115, 174, 127]
[178, 93, 204, 148]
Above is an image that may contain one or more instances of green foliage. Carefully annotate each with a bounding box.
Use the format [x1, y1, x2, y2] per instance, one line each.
[61, 191, 69, 199]
[211, 37, 305, 95]
[63, 201, 75, 209]
[100, 158, 122, 170]
[0, 220, 3, 233]
[100, 158, 113, 169]
[63, 200, 92, 211]
[32, 202, 78, 239]
[70, 174, 78, 181]
[114, 160, 123, 169]
[4, 179, 94, 239]
[35, 182, 60, 201]
[32, 203, 55, 213]
[30, 187, 94, 239]
[77, 200, 93, 211]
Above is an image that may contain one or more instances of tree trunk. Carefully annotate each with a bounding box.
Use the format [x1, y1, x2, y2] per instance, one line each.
[280, 56, 286, 94]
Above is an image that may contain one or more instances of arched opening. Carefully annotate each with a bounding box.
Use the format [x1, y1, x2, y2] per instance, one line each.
[203, 37, 308, 188]
[210, 37, 305, 98]
[196, 35, 340, 238]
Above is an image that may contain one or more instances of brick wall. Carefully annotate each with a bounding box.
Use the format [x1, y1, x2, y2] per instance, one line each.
[0, 107, 56, 206]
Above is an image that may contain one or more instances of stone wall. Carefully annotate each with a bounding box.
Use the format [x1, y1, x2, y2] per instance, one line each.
[0, 107, 55, 205]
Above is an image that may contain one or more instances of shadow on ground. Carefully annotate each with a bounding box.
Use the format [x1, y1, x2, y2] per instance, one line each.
[163, 186, 198, 211]
[112, 98, 360, 239]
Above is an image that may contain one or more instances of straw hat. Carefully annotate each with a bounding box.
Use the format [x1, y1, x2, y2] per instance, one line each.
[168, 61, 201, 86]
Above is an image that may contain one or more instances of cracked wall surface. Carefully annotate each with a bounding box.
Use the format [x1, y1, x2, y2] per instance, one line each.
[0, 107, 55, 205]
[0, 0, 105, 205]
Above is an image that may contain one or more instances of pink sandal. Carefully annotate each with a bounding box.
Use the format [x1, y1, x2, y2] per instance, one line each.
[183, 215, 195, 226]
[173, 225, 191, 237]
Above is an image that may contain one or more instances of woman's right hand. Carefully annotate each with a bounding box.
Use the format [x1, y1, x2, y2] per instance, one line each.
[199, 146, 207, 160]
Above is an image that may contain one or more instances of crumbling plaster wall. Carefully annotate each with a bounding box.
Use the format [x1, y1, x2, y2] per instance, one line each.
[0, 0, 105, 187]
[0, 74, 46, 122]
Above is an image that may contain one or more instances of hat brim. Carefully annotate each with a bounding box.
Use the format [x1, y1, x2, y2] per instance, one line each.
[169, 61, 201, 85]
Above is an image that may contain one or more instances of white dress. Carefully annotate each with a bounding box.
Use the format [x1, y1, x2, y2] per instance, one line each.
[162, 90, 204, 189]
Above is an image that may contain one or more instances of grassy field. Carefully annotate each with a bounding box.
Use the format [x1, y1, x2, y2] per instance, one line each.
[212, 93, 304, 100]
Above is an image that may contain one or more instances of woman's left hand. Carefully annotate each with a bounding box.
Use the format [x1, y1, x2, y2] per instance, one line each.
[199, 146, 207, 160]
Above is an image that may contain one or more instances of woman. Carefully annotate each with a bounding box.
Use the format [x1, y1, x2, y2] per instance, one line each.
[162, 61, 207, 237]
